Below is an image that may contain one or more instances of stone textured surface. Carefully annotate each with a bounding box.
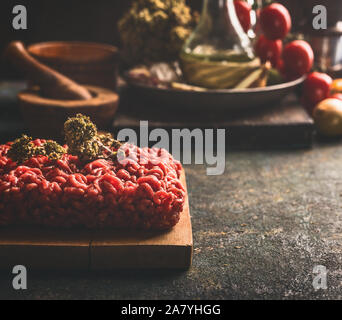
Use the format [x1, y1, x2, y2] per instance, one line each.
[1, 142, 342, 299]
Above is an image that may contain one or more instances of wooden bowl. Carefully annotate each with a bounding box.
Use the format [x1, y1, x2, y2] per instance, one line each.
[28, 42, 119, 91]
[18, 85, 119, 140]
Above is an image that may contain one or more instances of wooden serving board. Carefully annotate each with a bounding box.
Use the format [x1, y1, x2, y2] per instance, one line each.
[0, 171, 193, 271]
[115, 93, 314, 149]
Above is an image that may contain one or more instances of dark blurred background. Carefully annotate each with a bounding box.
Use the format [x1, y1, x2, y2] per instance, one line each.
[0, 0, 201, 80]
[0, 0, 339, 79]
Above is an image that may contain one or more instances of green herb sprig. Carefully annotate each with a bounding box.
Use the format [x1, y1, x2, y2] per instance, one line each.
[7, 135, 66, 164]
[63, 114, 122, 162]
[7, 114, 122, 164]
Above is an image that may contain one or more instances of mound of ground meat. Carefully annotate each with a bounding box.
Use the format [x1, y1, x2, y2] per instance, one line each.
[0, 139, 185, 230]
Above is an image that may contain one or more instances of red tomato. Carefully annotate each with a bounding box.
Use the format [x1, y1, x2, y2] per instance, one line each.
[330, 93, 342, 101]
[276, 58, 285, 74]
[302, 72, 333, 114]
[234, 0, 251, 33]
[259, 3, 291, 40]
[283, 40, 314, 79]
[255, 35, 283, 67]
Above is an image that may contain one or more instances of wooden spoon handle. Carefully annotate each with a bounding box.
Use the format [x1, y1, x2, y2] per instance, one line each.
[6, 41, 92, 101]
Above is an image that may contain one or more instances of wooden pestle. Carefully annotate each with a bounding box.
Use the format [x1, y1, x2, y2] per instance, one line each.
[6, 41, 92, 101]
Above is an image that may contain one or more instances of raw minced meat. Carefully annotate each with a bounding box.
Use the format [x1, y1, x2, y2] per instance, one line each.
[0, 139, 185, 230]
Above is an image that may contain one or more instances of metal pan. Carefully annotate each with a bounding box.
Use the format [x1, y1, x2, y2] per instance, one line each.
[127, 76, 305, 111]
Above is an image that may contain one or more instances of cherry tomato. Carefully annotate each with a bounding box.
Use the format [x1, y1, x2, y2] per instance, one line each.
[330, 79, 342, 94]
[282, 40, 314, 79]
[302, 72, 333, 114]
[255, 35, 283, 67]
[259, 3, 291, 40]
[276, 58, 285, 74]
[234, 0, 252, 33]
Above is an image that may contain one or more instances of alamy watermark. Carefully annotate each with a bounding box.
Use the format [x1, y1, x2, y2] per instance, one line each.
[10, 4, 329, 31]
[312, 5, 327, 30]
[12, 5, 27, 30]
[6, 263, 330, 291]
[12, 265, 27, 290]
[312, 265, 328, 291]
[116, 121, 226, 176]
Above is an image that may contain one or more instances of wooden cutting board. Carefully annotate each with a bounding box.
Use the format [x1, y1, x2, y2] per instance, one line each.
[115, 93, 314, 149]
[0, 171, 192, 271]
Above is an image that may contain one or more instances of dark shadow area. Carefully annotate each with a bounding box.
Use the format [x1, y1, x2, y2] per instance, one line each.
[0, 268, 187, 300]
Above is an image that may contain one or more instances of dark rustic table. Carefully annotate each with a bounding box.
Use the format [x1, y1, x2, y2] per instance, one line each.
[0, 82, 341, 299]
